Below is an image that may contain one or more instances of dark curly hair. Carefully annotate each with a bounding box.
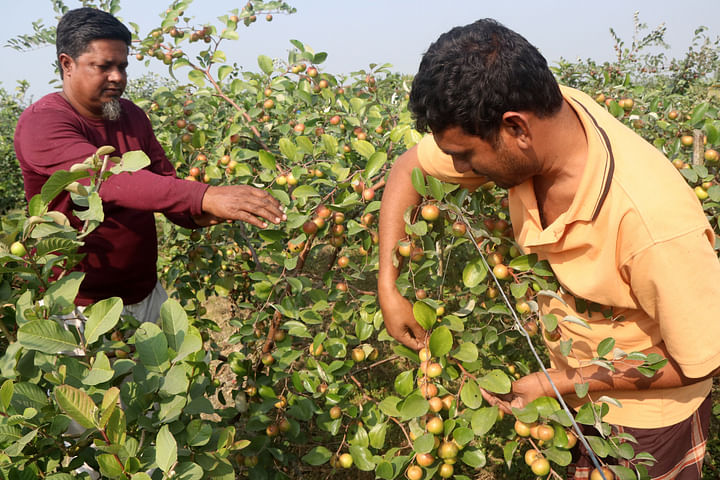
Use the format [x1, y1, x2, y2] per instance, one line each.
[56, 8, 131, 78]
[409, 19, 563, 142]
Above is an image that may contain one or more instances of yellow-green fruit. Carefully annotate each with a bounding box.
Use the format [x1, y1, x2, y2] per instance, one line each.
[338, 453, 353, 468]
[531, 457, 551, 476]
[9, 241, 27, 257]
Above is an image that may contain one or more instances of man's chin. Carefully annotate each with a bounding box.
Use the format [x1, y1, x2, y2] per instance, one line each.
[101, 98, 122, 121]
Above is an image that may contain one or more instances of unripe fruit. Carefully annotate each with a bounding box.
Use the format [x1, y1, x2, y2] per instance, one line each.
[362, 188, 375, 201]
[451, 221, 466, 236]
[303, 220, 319, 235]
[9, 241, 27, 257]
[438, 462, 454, 478]
[278, 418, 291, 432]
[680, 135, 694, 147]
[428, 396, 443, 412]
[276, 175, 287, 186]
[668, 109, 679, 120]
[307, 66, 318, 77]
[492, 263, 511, 280]
[418, 347, 431, 362]
[696, 186, 709, 200]
[426, 362, 442, 378]
[263, 99, 274, 109]
[266, 423, 279, 437]
[420, 382, 438, 398]
[426, 416, 444, 435]
[531, 457, 550, 476]
[406, 465, 423, 480]
[590, 467, 615, 480]
[336, 282, 348, 292]
[421, 204, 440, 221]
[261, 353, 275, 365]
[351, 347, 365, 362]
[536, 424, 555, 442]
[514, 420, 532, 437]
[524, 449, 541, 466]
[329, 406, 342, 419]
[415, 452, 434, 467]
[437, 441, 459, 459]
[565, 430, 578, 449]
[316, 205, 332, 219]
[397, 241, 412, 257]
[286, 173, 298, 186]
[337, 256, 350, 268]
[338, 453, 353, 469]
[309, 343, 324, 356]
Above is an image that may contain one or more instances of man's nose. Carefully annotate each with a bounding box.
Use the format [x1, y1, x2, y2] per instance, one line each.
[452, 157, 471, 173]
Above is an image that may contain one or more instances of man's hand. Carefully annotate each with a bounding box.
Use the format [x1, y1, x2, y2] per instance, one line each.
[194, 185, 286, 228]
[379, 286, 427, 350]
[480, 371, 554, 414]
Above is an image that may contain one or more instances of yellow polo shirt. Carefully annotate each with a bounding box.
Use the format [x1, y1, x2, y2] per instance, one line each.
[417, 86, 720, 428]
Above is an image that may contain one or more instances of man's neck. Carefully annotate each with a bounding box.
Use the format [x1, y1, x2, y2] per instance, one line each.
[532, 100, 588, 228]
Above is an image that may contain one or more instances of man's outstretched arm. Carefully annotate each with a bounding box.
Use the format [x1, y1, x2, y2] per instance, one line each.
[378, 145, 427, 350]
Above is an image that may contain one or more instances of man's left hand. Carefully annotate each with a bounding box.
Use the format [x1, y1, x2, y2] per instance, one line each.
[194, 185, 286, 228]
[480, 371, 556, 414]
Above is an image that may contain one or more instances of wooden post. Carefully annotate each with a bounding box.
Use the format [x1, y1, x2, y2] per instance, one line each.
[693, 129, 704, 166]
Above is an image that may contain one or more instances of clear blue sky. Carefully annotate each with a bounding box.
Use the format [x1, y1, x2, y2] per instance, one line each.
[2, 1, 719, 99]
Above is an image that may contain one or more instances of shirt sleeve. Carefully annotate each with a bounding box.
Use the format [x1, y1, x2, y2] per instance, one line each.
[416, 134, 489, 191]
[16, 103, 208, 225]
[624, 227, 720, 378]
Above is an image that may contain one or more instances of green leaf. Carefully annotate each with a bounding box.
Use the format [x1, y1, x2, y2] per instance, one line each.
[471, 407, 498, 435]
[508, 254, 537, 271]
[258, 151, 276, 171]
[413, 433, 436, 453]
[321, 134, 338, 156]
[378, 396, 401, 417]
[292, 185, 319, 199]
[3, 428, 37, 457]
[541, 314, 558, 332]
[689, 102, 710, 127]
[217, 65, 233, 82]
[84, 297, 123, 344]
[503, 440, 518, 468]
[463, 257, 488, 288]
[427, 176, 445, 201]
[460, 379, 483, 409]
[173, 463, 203, 480]
[477, 369, 511, 394]
[54, 385, 96, 429]
[461, 448, 487, 468]
[574, 382, 589, 398]
[0, 380, 13, 413]
[97, 453, 124, 479]
[394, 370, 414, 397]
[44, 271, 84, 313]
[160, 298, 188, 353]
[302, 446, 332, 465]
[597, 337, 615, 358]
[40, 170, 88, 204]
[279, 138, 297, 160]
[353, 140, 376, 159]
[99, 387, 120, 429]
[156, 425, 178, 473]
[368, 422, 387, 449]
[452, 342, 478, 363]
[83, 351, 114, 385]
[257, 54, 274, 74]
[562, 315, 591, 329]
[17, 320, 78, 354]
[512, 403, 538, 423]
[609, 465, 637, 480]
[364, 151, 386, 180]
[134, 322, 170, 373]
[114, 150, 151, 173]
[543, 447, 572, 466]
[399, 394, 429, 421]
[411, 167, 426, 196]
[412, 300, 436, 330]
[429, 326, 453, 357]
[348, 445, 375, 471]
[188, 69, 205, 87]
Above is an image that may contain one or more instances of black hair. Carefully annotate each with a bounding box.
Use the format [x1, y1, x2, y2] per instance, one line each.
[409, 18, 563, 142]
[56, 7, 131, 78]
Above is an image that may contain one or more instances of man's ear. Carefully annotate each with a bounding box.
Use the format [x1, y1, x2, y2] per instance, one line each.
[501, 112, 532, 149]
[58, 53, 74, 77]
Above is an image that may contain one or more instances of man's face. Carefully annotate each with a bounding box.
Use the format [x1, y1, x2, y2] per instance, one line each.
[60, 39, 128, 119]
[433, 125, 537, 189]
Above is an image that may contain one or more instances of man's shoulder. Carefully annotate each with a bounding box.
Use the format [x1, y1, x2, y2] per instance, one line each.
[20, 92, 71, 119]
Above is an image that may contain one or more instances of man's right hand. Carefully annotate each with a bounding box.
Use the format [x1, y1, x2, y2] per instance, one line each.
[379, 285, 427, 350]
[194, 184, 286, 228]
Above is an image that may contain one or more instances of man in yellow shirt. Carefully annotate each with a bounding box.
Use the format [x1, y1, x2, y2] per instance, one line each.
[378, 19, 720, 479]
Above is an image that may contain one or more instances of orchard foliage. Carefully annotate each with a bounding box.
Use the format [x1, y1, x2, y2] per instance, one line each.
[1, 2, 720, 479]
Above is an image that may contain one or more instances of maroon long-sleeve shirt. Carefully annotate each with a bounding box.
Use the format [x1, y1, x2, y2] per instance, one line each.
[15, 93, 208, 305]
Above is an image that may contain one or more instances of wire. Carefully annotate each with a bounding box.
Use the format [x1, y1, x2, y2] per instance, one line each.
[465, 222, 609, 480]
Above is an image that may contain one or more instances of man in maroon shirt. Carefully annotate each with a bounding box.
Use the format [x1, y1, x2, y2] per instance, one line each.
[14, 8, 285, 321]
